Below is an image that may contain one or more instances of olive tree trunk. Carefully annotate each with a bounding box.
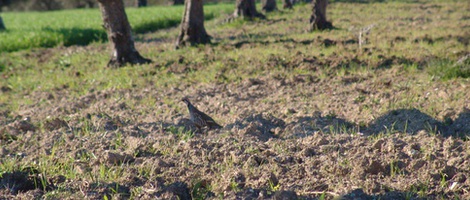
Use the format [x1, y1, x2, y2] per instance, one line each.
[97, 0, 151, 67]
[283, 0, 293, 9]
[309, 0, 332, 31]
[0, 0, 7, 30]
[135, 0, 147, 7]
[169, 0, 184, 5]
[0, 16, 5, 31]
[261, 0, 277, 12]
[233, 0, 265, 19]
[175, 0, 211, 48]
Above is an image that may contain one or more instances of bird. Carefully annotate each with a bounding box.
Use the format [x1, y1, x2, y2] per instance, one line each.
[182, 97, 222, 132]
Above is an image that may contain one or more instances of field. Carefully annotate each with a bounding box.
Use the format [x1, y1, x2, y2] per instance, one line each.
[1, 0, 470, 199]
[0, 4, 233, 52]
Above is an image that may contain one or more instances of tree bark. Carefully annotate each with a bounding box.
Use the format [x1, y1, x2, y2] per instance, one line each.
[261, 0, 277, 12]
[0, 0, 11, 8]
[175, 0, 210, 48]
[29, 0, 61, 11]
[97, 0, 151, 67]
[309, 0, 332, 31]
[169, 0, 184, 5]
[283, 0, 292, 9]
[0, 0, 7, 30]
[233, 0, 265, 20]
[135, 0, 147, 7]
[0, 16, 5, 31]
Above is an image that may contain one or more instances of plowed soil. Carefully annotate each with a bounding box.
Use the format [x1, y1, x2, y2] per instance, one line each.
[1, 1, 470, 199]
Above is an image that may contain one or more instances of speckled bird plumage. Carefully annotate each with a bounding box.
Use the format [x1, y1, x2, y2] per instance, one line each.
[182, 98, 222, 132]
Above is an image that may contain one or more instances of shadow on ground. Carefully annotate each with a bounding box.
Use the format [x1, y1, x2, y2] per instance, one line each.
[217, 108, 470, 139]
[340, 188, 424, 200]
[42, 27, 107, 46]
[367, 108, 470, 137]
[220, 187, 424, 200]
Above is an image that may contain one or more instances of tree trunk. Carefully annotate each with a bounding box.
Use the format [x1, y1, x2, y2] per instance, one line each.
[97, 0, 151, 67]
[261, 0, 277, 12]
[0, 0, 11, 8]
[283, 0, 292, 9]
[175, 0, 210, 48]
[0, 16, 5, 31]
[29, 0, 61, 11]
[169, 0, 184, 5]
[233, 0, 265, 20]
[309, 0, 332, 31]
[135, 0, 147, 7]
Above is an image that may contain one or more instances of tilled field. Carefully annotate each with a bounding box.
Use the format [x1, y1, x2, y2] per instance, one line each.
[1, 1, 470, 199]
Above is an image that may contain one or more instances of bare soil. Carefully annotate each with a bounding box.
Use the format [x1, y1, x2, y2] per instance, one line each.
[1, 1, 470, 200]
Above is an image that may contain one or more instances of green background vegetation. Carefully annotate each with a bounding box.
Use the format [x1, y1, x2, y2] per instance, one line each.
[0, 3, 233, 52]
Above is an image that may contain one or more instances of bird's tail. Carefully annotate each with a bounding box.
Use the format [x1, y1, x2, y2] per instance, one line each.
[209, 122, 223, 129]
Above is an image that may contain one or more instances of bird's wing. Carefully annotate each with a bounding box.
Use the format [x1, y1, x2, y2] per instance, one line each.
[201, 112, 222, 128]
[196, 110, 218, 124]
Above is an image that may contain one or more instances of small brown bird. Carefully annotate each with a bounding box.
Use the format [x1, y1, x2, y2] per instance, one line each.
[182, 97, 222, 132]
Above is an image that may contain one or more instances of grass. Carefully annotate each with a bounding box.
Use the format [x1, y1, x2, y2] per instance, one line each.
[0, 0, 470, 199]
[0, 3, 233, 52]
[427, 58, 470, 80]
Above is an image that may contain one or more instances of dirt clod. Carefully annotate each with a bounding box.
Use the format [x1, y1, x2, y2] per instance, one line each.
[273, 190, 298, 200]
[101, 151, 135, 165]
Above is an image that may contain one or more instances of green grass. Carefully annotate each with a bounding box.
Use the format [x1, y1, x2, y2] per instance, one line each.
[427, 58, 470, 80]
[0, 3, 233, 52]
[0, 1, 469, 198]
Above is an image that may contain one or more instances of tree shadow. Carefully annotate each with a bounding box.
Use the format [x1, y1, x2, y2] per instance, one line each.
[366, 108, 470, 138]
[448, 108, 470, 138]
[133, 19, 180, 34]
[284, 111, 357, 138]
[376, 55, 416, 69]
[340, 188, 425, 200]
[330, 0, 421, 3]
[227, 187, 424, 199]
[215, 35, 356, 49]
[141, 108, 470, 140]
[41, 27, 107, 46]
[227, 32, 286, 41]
[220, 111, 357, 140]
[365, 108, 446, 135]
[229, 38, 302, 48]
[134, 12, 219, 34]
[224, 113, 285, 141]
[330, 0, 386, 3]
[129, 117, 196, 138]
[0, 167, 54, 195]
[83, 182, 130, 199]
[273, 108, 470, 138]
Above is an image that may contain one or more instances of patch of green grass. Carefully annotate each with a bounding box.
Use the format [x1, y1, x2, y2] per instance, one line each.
[167, 125, 195, 141]
[427, 58, 470, 80]
[0, 4, 233, 52]
[389, 160, 404, 178]
[267, 179, 281, 194]
[408, 181, 431, 198]
[191, 180, 213, 200]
